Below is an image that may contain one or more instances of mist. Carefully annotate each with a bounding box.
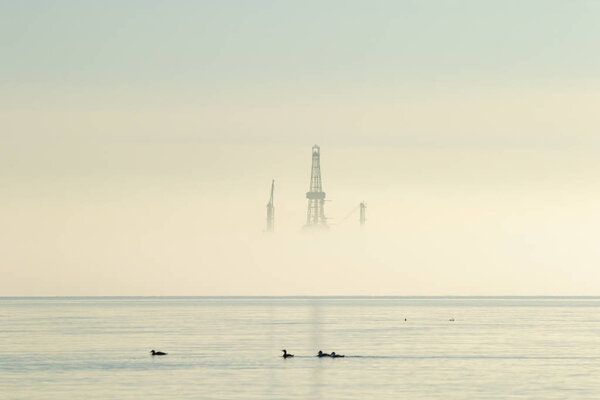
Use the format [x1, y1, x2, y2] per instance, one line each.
[2, 0, 600, 295]
[2, 141, 600, 296]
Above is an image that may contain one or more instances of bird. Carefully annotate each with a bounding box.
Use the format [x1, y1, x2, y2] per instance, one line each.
[317, 350, 331, 357]
[330, 352, 345, 358]
[282, 349, 294, 358]
[150, 350, 167, 356]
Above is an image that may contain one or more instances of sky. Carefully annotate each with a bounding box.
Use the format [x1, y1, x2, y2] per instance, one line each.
[1, 1, 600, 295]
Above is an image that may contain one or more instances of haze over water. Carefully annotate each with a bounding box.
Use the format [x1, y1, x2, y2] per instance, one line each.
[3, 2, 600, 398]
[2, 297, 599, 399]
[3, 1, 600, 296]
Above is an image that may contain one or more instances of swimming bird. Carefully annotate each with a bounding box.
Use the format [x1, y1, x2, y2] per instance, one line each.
[282, 349, 294, 358]
[330, 352, 345, 358]
[150, 350, 167, 356]
[317, 350, 331, 357]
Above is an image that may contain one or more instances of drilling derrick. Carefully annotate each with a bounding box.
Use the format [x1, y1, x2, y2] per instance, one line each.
[266, 179, 275, 232]
[305, 145, 327, 228]
[359, 202, 366, 226]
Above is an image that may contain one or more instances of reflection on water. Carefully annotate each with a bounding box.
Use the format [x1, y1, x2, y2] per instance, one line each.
[1, 297, 599, 399]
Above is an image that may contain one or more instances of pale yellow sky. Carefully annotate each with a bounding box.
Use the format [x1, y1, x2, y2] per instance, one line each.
[2, 1, 600, 295]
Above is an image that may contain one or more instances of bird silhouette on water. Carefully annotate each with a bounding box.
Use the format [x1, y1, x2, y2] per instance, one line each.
[330, 352, 345, 358]
[150, 350, 167, 356]
[317, 350, 331, 357]
[282, 349, 294, 358]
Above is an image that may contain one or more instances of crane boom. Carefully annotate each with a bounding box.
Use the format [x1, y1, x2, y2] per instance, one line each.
[266, 179, 275, 232]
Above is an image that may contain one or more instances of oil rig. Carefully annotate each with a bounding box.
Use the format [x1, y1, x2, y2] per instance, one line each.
[305, 145, 327, 228]
[263, 145, 366, 231]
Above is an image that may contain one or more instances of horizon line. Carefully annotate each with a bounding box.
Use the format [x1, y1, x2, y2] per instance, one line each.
[2, 295, 600, 299]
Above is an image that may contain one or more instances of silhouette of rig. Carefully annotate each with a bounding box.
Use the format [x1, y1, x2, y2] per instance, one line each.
[265, 145, 365, 232]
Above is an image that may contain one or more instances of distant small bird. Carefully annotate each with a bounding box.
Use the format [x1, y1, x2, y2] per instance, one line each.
[449, 318, 455, 322]
[404, 318, 407, 321]
[317, 350, 331, 357]
[282, 349, 294, 358]
[330, 352, 345, 358]
[150, 350, 167, 356]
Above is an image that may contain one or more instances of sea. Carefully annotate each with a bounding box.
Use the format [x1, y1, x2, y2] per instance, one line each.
[1, 297, 599, 399]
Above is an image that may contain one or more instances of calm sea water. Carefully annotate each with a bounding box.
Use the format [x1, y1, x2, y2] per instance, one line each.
[1, 297, 599, 399]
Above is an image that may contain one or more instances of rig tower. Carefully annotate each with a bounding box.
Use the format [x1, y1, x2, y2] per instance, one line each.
[359, 202, 366, 226]
[305, 145, 327, 228]
[266, 179, 275, 232]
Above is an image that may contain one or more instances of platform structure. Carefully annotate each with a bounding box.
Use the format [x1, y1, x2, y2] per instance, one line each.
[305, 145, 327, 228]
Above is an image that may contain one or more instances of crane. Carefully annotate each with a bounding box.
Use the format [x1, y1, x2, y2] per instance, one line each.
[360, 202, 366, 226]
[266, 179, 275, 232]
